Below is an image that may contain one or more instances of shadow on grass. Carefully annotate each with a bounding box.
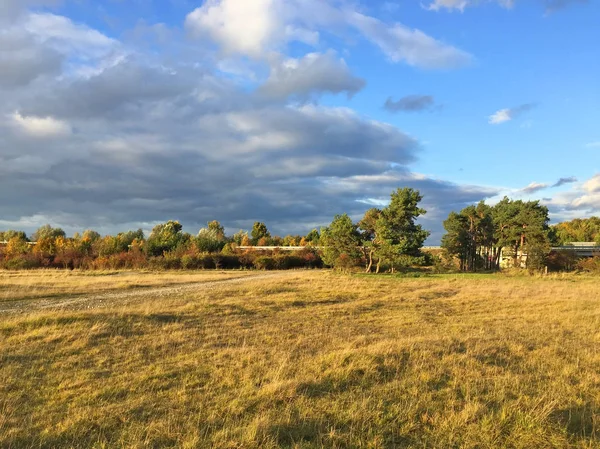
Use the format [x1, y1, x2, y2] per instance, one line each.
[551, 403, 599, 440]
[268, 420, 321, 446]
[296, 351, 411, 398]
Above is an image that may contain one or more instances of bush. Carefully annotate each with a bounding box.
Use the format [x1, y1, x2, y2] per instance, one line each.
[181, 254, 201, 270]
[2, 255, 42, 270]
[254, 256, 276, 270]
[577, 257, 600, 273]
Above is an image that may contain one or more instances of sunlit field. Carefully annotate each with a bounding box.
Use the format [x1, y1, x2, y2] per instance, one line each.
[1, 270, 600, 448]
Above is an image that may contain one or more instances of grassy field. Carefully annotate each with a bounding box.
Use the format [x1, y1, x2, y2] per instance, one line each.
[1, 270, 600, 448]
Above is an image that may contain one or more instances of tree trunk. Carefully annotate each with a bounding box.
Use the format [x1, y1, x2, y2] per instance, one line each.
[365, 249, 374, 273]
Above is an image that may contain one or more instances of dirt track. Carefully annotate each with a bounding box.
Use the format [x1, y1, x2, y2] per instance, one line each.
[0, 272, 289, 315]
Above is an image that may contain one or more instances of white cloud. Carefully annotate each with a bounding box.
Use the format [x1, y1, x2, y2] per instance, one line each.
[347, 12, 472, 69]
[425, 0, 586, 12]
[11, 111, 71, 137]
[488, 108, 512, 124]
[426, 0, 470, 12]
[185, 0, 281, 58]
[488, 103, 535, 124]
[185, 0, 472, 69]
[583, 174, 600, 194]
[284, 25, 319, 46]
[24, 13, 118, 60]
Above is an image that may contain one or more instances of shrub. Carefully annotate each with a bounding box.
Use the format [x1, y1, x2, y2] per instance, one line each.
[254, 256, 276, 270]
[577, 257, 600, 273]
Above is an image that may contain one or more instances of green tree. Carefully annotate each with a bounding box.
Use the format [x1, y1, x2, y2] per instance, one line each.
[441, 201, 496, 272]
[251, 222, 270, 245]
[145, 221, 185, 257]
[207, 221, 225, 240]
[32, 224, 66, 241]
[374, 188, 429, 272]
[320, 214, 363, 269]
[196, 222, 226, 253]
[442, 197, 550, 271]
[232, 230, 249, 246]
[305, 229, 320, 245]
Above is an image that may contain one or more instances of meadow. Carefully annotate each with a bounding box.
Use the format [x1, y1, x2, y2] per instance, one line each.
[1, 270, 600, 448]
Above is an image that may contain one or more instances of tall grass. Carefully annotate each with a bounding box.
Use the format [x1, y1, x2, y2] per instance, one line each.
[1, 272, 599, 448]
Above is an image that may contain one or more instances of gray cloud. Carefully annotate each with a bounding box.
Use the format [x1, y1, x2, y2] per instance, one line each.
[0, 31, 63, 88]
[384, 95, 436, 113]
[259, 51, 365, 100]
[520, 182, 549, 194]
[0, 7, 497, 244]
[552, 176, 577, 188]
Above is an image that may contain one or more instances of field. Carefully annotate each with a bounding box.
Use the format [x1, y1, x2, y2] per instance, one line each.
[1, 270, 600, 448]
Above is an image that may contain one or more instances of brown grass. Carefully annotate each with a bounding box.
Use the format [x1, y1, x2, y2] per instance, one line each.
[0, 270, 255, 303]
[1, 271, 600, 448]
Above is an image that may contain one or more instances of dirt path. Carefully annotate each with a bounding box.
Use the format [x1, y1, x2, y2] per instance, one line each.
[0, 272, 291, 315]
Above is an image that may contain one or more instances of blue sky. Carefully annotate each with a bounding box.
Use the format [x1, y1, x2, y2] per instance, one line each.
[0, 0, 599, 242]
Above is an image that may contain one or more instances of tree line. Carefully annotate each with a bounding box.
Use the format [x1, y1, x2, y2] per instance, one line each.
[0, 188, 429, 272]
[1, 188, 599, 272]
[0, 220, 323, 270]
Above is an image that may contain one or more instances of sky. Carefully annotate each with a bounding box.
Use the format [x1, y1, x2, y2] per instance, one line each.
[0, 0, 599, 243]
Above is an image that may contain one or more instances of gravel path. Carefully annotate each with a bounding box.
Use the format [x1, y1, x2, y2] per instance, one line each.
[0, 272, 290, 315]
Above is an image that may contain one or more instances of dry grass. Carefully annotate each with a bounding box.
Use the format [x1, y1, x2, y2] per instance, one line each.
[1, 271, 600, 448]
[0, 270, 255, 303]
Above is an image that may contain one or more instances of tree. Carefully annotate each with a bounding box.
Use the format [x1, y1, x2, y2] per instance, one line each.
[145, 221, 185, 256]
[358, 208, 381, 273]
[441, 212, 470, 271]
[251, 222, 270, 245]
[441, 197, 550, 271]
[232, 230, 249, 246]
[207, 221, 225, 240]
[196, 222, 226, 253]
[32, 224, 65, 241]
[0, 230, 28, 242]
[82, 229, 101, 242]
[305, 229, 320, 245]
[441, 201, 495, 272]
[374, 188, 429, 272]
[320, 214, 363, 269]
[550, 217, 600, 245]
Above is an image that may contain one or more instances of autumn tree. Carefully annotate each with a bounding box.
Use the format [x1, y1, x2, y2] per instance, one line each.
[0, 230, 28, 242]
[232, 230, 249, 246]
[551, 217, 600, 245]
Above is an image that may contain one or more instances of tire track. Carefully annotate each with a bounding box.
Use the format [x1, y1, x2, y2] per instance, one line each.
[0, 272, 291, 315]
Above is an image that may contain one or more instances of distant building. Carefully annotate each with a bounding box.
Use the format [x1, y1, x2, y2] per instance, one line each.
[500, 242, 600, 268]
